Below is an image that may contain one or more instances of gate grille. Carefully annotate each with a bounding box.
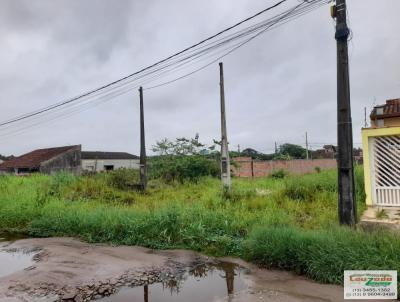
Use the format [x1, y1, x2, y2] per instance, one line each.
[372, 135, 400, 206]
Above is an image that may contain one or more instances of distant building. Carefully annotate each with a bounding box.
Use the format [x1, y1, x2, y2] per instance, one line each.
[362, 98, 400, 207]
[0, 145, 81, 175]
[0, 146, 139, 175]
[81, 151, 139, 172]
[311, 145, 336, 159]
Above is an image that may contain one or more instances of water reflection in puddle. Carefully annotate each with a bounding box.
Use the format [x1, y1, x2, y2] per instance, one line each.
[0, 233, 34, 278]
[102, 262, 247, 302]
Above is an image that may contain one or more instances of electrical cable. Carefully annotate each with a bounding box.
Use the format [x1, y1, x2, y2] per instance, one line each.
[0, 0, 329, 137]
[0, 0, 291, 128]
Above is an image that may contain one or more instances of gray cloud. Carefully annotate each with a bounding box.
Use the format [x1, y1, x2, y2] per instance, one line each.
[0, 0, 399, 156]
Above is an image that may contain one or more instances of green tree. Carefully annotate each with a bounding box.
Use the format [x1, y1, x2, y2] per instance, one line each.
[152, 134, 213, 156]
[150, 134, 219, 182]
[277, 143, 306, 159]
[241, 148, 274, 160]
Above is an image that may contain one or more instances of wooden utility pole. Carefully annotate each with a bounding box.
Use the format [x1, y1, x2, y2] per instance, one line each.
[139, 87, 147, 191]
[305, 132, 309, 160]
[219, 62, 231, 191]
[333, 0, 356, 225]
[144, 285, 149, 302]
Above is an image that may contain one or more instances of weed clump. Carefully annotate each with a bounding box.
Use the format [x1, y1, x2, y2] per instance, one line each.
[106, 169, 139, 190]
[243, 225, 400, 285]
[270, 169, 287, 179]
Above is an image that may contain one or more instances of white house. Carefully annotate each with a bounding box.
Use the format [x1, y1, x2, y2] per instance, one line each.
[81, 151, 139, 172]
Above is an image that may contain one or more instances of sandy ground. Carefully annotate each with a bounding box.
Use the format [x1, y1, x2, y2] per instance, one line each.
[0, 238, 386, 302]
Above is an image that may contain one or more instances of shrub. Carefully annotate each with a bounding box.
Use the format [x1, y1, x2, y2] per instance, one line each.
[270, 169, 287, 179]
[222, 187, 256, 202]
[149, 155, 219, 183]
[280, 171, 337, 201]
[49, 172, 77, 196]
[314, 166, 321, 173]
[106, 169, 139, 190]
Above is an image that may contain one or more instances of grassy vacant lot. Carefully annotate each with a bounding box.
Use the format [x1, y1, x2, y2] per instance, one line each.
[1, 168, 399, 285]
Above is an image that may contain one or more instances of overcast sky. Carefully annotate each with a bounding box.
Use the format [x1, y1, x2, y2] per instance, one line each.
[0, 0, 399, 156]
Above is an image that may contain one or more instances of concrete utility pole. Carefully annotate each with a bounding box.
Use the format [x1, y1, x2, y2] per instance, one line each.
[275, 142, 278, 154]
[305, 132, 309, 160]
[333, 0, 356, 225]
[364, 107, 367, 128]
[139, 87, 147, 191]
[219, 62, 231, 191]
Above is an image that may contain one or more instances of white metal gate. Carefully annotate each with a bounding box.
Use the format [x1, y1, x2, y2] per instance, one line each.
[371, 135, 400, 206]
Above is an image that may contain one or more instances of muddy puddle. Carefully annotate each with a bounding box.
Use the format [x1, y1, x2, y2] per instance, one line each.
[0, 233, 35, 278]
[101, 261, 247, 302]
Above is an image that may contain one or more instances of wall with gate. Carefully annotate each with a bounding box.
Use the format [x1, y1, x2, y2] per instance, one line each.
[232, 157, 337, 178]
[362, 126, 400, 206]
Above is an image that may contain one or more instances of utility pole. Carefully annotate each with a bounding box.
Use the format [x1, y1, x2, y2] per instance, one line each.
[275, 142, 278, 154]
[237, 144, 241, 153]
[219, 62, 231, 191]
[332, 0, 356, 225]
[144, 285, 149, 302]
[305, 132, 309, 160]
[364, 107, 367, 128]
[139, 87, 147, 191]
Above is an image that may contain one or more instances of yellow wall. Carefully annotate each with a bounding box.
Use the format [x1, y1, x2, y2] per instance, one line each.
[362, 126, 400, 206]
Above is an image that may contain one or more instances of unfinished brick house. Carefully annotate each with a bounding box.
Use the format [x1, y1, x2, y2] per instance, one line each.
[0, 145, 81, 175]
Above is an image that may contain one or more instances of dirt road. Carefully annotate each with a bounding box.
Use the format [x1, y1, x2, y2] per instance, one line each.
[0, 238, 384, 302]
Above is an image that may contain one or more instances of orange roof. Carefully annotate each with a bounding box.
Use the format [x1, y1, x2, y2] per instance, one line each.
[371, 98, 400, 119]
[0, 145, 80, 170]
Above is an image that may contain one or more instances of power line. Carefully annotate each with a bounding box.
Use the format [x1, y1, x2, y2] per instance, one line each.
[0, 0, 329, 137]
[0, 0, 291, 129]
[146, 0, 327, 90]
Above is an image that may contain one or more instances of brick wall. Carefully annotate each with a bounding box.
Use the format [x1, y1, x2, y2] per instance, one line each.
[232, 157, 337, 178]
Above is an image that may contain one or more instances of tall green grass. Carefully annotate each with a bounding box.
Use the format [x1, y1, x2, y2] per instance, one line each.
[0, 167, 397, 287]
[243, 225, 400, 284]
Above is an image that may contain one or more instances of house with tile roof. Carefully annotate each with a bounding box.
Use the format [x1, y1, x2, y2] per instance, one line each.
[0, 145, 82, 175]
[370, 98, 400, 128]
[0, 146, 139, 175]
[362, 98, 400, 207]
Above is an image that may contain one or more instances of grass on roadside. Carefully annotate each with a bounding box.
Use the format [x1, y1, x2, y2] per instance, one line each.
[0, 167, 397, 287]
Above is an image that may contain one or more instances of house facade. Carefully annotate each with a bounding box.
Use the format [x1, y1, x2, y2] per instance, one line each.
[0, 146, 139, 175]
[81, 151, 139, 172]
[0, 145, 81, 175]
[362, 98, 400, 207]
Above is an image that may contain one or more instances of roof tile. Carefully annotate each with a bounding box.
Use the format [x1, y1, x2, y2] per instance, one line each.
[0, 145, 80, 170]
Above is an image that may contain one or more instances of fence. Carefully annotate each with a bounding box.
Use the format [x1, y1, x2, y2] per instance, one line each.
[232, 157, 337, 178]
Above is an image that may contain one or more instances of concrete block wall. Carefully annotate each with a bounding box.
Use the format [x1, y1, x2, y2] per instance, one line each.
[40, 146, 82, 175]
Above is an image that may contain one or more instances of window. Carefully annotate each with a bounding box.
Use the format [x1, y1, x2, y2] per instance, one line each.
[377, 119, 384, 127]
[376, 107, 384, 115]
[104, 165, 114, 171]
